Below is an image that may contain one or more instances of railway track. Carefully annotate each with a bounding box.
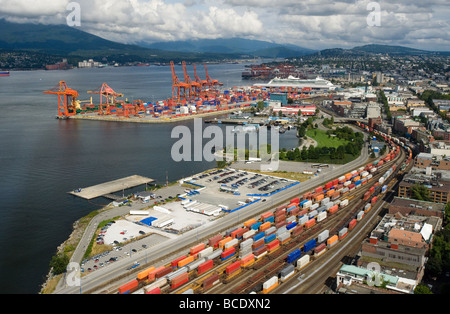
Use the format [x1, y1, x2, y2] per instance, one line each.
[171, 147, 406, 294]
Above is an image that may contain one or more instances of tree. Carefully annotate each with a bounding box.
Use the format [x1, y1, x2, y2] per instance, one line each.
[49, 253, 70, 275]
[414, 284, 433, 294]
[411, 183, 430, 201]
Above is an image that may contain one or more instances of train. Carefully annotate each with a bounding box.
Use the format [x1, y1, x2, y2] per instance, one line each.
[116, 132, 404, 294]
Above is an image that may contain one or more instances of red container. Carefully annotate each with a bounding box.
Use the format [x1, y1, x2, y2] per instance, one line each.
[332, 179, 339, 186]
[349, 219, 357, 231]
[275, 221, 287, 229]
[363, 191, 371, 201]
[314, 243, 326, 254]
[261, 211, 274, 220]
[171, 272, 189, 289]
[155, 266, 172, 279]
[146, 287, 161, 294]
[252, 239, 265, 250]
[290, 197, 300, 204]
[203, 273, 220, 290]
[289, 207, 299, 216]
[208, 234, 223, 247]
[221, 247, 235, 258]
[328, 205, 338, 215]
[292, 225, 304, 236]
[371, 196, 378, 205]
[275, 209, 286, 217]
[298, 209, 308, 217]
[225, 261, 241, 275]
[254, 245, 267, 257]
[315, 186, 323, 194]
[275, 215, 285, 223]
[171, 256, 187, 268]
[276, 204, 287, 211]
[198, 259, 214, 275]
[324, 182, 333, 190]
[231, 228, 244, 239]
[118, 279, 138, 294]
[369, 186, 375, 193]
[267, 239, 280, 252]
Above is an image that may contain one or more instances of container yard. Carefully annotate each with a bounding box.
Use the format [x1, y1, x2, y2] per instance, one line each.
[43, 61, 273, 123]
[109, 133, 407, 295]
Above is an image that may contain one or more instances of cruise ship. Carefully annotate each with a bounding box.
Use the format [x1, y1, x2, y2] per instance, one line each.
[254, 76, 336, 91]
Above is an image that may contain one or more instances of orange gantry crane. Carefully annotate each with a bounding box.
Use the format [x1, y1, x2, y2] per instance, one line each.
[193, 63, 208, 94]
[182, 61, 201, 98]
[43, 81, 79, 118]
[170, 61, 191, 102]
[204, 63, 223, 91]
[87, 83, 123, 115]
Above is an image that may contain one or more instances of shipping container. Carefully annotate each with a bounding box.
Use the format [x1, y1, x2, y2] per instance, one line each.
[296, 254, 310, 270]
[304, 218, 315, 229]
[155, 266, 172, 279]
[318, 230, 329, 243]
[244, 218, 257, 228]
[203, 273, 220, 290]
[317, 211, 327, 222]
[243, 229, 256, 240]
[348, 219, 357, 231]
[171, 256, 187, 268]
[198, 247, 213, 259]
[338, 228, 348, 240]
[314, 243, 326, 255]
[262, 276, 279, 294]
[197, 259, 214, 275]
[267, 239, 280, 252]
[303, 238, 316, 252]
[259, 221, 272, 232]
[327, 235, 339, 248]
[240, 254, 255, 267]
[280, 264, 295, 282]
[137, 267, 155, 281]
[286, 249, 302, 264]
[118, 279, 138, 294]
[328, 204, 338, 215]
[178, 256, 195, 268]
[218, 237, 233, 249]
[261, 211, 274, 221]
[171, 272, 189, 289]
[190, 243, 206, 255]
[208, 234, 223, 247]
[225, 261, 241, 275]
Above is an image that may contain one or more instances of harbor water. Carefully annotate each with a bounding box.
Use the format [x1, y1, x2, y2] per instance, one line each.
[0, 63, 300, 293]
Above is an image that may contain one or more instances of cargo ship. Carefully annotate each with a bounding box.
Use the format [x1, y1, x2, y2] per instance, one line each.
[0, 71, 10, 76]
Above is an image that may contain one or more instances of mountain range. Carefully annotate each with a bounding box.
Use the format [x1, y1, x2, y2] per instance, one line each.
[0, 18, 448, 66]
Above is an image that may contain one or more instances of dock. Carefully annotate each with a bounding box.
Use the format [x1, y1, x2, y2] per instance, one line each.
[69, 175, 154, 200]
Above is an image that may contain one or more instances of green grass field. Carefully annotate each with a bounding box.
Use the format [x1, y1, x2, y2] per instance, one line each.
[306, 129, 349, 148]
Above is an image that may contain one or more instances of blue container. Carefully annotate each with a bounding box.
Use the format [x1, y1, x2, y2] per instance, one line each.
[263, 216, 274, 224]
[287, 205, 297, 212]
[355, 180, 361, 187]
[220, 252, 235, 262]
[299, 200, 308, 207]
[251, 222, 262, 231]
[286, 249, 302, 264]
[264, 233, 276, 244]
[286, 222, 297, 231]
[253, 231, 265, 242]
[303, 239, 317, 253]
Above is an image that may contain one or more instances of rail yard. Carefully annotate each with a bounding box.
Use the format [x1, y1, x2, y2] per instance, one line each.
[99, 124, 413, 295]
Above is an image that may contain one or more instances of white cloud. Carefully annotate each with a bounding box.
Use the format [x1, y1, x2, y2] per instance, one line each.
[0, 0, 448, 51]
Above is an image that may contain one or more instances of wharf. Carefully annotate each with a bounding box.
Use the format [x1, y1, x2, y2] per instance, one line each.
[205, 117, 268, 125]
[69, 175, 154, 200]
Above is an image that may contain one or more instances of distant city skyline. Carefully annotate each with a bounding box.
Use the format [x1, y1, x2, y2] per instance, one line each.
[0, 0, 449, 51]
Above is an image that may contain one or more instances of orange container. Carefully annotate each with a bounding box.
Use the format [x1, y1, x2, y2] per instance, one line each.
[137, 266, 155, 281]
[314, 194, 324, 202]
[178, 255, 195, 268]
[244, 218, 256, 228]
[305, 219, 316, 229]
[218, 236, 233, 249]
[240, 254, 255, 267]
[327, 235, 339, 247]
[261, 211, 273, 220]
[190, 243, 206, 255]
[259, 221, 272, 232]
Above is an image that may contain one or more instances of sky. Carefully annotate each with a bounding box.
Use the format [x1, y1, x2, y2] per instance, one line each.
[0, 0, 449, 51]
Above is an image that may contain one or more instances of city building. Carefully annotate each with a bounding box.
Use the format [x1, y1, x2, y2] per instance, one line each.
[398, 172, 450, 204]
[388, 196, 445, 219]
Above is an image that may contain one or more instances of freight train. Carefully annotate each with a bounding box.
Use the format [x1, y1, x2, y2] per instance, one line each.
[116, 136, 403, 294]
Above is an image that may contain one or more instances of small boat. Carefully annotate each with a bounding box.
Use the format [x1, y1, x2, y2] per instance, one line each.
[0, 71, 10, 76]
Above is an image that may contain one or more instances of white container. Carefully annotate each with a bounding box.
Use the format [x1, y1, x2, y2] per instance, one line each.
[263, 276, 278, 290]
[198, 247, 213, 258]
[318, 229, 329, 243]
[340, 199, 349, 208]
[317, 211, 327, 222]
[243, 229, 256, 240]
[297, 255, 310, 269]
[224, 238, 238, 249]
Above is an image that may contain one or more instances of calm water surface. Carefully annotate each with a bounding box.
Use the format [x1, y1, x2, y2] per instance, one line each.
[0, 63, 299, 293]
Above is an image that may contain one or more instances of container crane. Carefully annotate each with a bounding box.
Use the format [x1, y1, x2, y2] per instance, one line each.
[182, 61, 201, 98]
[43, 81, 80, 118]
[87, 83, 123, 115]
[204, 64, 223, 91]
[170, 61, 191, 102]
[193, 63, 208, 94]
